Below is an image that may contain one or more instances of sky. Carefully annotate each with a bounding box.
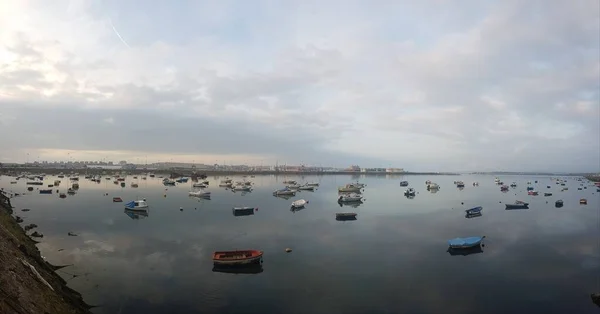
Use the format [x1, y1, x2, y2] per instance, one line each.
[0, 0, 599, 172]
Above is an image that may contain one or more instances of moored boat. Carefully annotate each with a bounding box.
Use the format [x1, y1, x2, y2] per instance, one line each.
[527, 190, 538, 195]
[399, 181, 409, 187]
[404, 188, 416, 196]
[113, 197, 123, 202]
[212, 250, 263, 266]
[193, 182, 208, 188]
[273, 188, 296, 196]
[500, 185, 509, 191]
[232, 207, 256, 216]
[39, 189, 52, 194]
[580, 199, 587, 205]
[338, 184, 362, 193]
[448, 236, 485, 249]
[335, 212, 357, 220]
[125, 200, 149, 211]
[306, 182, 319, 187]
[544, 192, 552, 196]
[232, 185, 252, 192]
[338, 193, 362, 203]
[505, 201, 529, 209]
[189, 191, 211, 197]
[555, 200, 563, 207]
[465, 206, 483, 215]
[59, 193, 67, 198]
[291, 199, 308, 209]
[298, 185, 315, 191]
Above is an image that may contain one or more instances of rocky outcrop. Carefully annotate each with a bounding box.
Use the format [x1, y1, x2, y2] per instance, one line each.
[0, 193, 92, 314]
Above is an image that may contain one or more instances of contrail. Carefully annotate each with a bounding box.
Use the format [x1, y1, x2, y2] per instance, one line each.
[109, 18, 131, 48]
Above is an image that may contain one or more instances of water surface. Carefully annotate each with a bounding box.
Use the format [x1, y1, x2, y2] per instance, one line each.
[1, 174, 598, 314]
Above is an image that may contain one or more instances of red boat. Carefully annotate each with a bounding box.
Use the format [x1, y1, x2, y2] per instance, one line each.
[212, 250, 263, 266]
[113, 197, 123, 202]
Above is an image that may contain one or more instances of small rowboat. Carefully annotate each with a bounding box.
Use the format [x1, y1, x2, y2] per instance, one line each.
[338, 194, 362, 203]
[189, 191, 211, 197]
[232, 207, 255, 216]
[448, 236, 485, 249]
[113, 197, 123, 202]
[506, 201, 529, 209]
[580, 199, 587, 205]
[465, 206, 482, 215]
[336, 212, 357, 220]
[212, 250, 263, 266]
[291, 199, 308, 209]
[555, 200, 563, 207]
[528, 190, 538, 195]
[125, 200, 148, 211]
[544, 192, 552, 196]
[39, 189, 52, 194]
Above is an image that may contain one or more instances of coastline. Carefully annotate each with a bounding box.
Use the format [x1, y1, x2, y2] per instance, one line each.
[0, 193, 91, 314]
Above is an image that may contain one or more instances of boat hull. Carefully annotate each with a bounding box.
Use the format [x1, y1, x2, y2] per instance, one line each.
[448, 236, 485, 249]
[213, 250, 263, 266]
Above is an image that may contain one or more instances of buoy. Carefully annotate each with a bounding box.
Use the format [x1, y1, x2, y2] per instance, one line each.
[461, 202, 464, 205]
[285, 248, 292, 253]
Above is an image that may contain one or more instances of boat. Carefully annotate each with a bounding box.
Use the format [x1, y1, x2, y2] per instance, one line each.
[555, 200, 563, 207]
[189, 191, 211, 197]
[120, 182, 126, 187]
[526, 186, 534, 191]
[562, 187, 569, 191]
[283, 180, 297, 185]
[10, 181, 17, 184]
[544, 192, 552, 196]
[338, 193, 362, 203]
[580, 199, 587, 205]
[232, 185, 252, 192]
[298, 185, 315, 191]
[505, 201, 529, 209]
[59, 193, 66, 198]
[500, 185, 509, 191]
[193, 183, 208, 188]
[273, 188, 296, 196]
[447, 246, 483, 256]
[39, 189, 52, 194]
[291, 199, 308, 209]
[176, 177, 189, 183]
[547, 185, 551, 189]
[527, 190, 538, 195]
[26, 182, 43, 185]
[219, 182, 233, 187]
[163, 179, 176, 186]
[465, 212, 482, 219]
[47, 184, 54, 187]
[212, 250, 263, 266]
[335, 213, 357, 220]
[399, 181, 409, 187]
[456, 181, 465, 188]
[427, 183, 440, 190]
[27, 187, 33, 191]
[338, 184, 362, 193]
[67, 188, 76, 195]
[465, 206, 483, 215]
[232, 207, 256, 216]
[306, 182, 319, 187]
[131, 183, 138, 188]
[472, 182, 479, 186]
[448, 236, 485, 249]
[113, 197, 123, 202]
[404, 188, 416, 196]
[54, 180, 61, 185]
[124, 200, 149, 211]
[510, 182, 517, 187]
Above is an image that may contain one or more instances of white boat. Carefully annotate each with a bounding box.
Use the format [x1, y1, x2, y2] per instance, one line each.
[193, 183, 208, 188]
[427, 183, 440, 190]
[189, 191, 211, 197]
[286, 184, 302, 189]
[338, 194, 362, 202]
[232, 185, 252, 192]
[338, 184, 362, 193]
[125, 200, 149, 210]
[291, 199, 308, 209]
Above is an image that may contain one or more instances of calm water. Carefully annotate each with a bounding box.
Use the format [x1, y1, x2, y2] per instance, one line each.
[1, 174, 599, 314]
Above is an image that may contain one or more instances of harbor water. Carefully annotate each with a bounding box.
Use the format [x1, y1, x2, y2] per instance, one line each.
[1, 174, 598, 314]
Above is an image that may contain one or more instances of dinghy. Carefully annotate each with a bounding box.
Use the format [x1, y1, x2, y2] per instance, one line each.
[189, 191, 211, 197]
[338, 184, 362, 193]
[338, 194, 362, 203]
[306, 182, 320, 187]
[399, 181, 409, 187]
[448, 236, 485, 249]
[544, 192, 552, 196]
[555, 200, 563, 207]
[291, 199, 308, 209]
[580, 199, 587, 205]
[124, 200, 149, 211]
[232, 207, 256, 216]
[505, 201, 529, 209]
[465, 206, 483, 215]
[193, 183, 208, 188]
[335, 212, 357, 220]
[212, 250, 263, 266]
[113, 197, 123, 202]
[232, 185, 252, 192]
[404, 188, 416, 196]
[273, 188, 296, 196]
[298, 185, 315, 191]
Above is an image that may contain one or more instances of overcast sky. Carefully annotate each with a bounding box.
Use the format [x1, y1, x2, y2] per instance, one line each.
[0, 0, 598, 172]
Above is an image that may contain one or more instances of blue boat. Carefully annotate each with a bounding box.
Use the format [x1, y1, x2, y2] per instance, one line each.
[448, 236, 485, 249]
[526, 186, 534, 191]
[399, 181, 409, 187]
[465, 206, 482, 215]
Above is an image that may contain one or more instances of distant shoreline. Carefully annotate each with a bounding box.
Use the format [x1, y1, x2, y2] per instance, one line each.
[0, 167, 459, 176]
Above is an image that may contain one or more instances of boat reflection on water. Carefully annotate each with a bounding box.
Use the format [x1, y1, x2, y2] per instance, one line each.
[447, 246, 484, 256]
[290, 206, 304, 213]
[273, 194, 293, 200]
[124, 209, 149, 220]
[338, 202, 362, 208]
[212, 264, 264, 275]
[465, 212, 483, 219]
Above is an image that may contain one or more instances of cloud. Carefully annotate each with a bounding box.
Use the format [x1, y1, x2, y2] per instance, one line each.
[0, 0, 598, 172]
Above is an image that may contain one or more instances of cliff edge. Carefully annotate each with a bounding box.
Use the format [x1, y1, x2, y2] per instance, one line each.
[0, 192, 92, 314]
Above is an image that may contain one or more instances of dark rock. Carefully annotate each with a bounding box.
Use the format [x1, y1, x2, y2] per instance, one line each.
[592, 293, 600, 307]
[68, 232, 78, 236]
[30, 231, 44, 238]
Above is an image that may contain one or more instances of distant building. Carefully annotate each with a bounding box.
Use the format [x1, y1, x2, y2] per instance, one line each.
[119, 160, 128, 165]
[386, 168, 404, 173]
[346, 165, 361, 172]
